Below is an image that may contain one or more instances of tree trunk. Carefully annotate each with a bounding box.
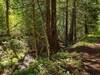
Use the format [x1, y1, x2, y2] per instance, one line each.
[37, 0, 50, 58]
[51, 0, 59, 52]
[46, 0, 51, 47]
[65, 0, 69, 46]
[84, 15, 89, 35]
[27, 0, 37, 58]
[5, 0, 10, 36]
[31, 0, 37, 57]
[69, 0, 77, 44]
[46, 0, 59, 54]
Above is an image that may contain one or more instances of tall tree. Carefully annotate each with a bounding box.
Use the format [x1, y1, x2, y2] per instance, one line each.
[51, 0, 59, 52]
[5, 0, 10, 36]
[36, 0, 50, 57]
[31, 0, 37, 57]
[65, 0, 69, 46]
[46, 0, 59, 54]
[69, 0, 77, 44]
[84, 14, 89, 35]
[24, 0, 37, 57]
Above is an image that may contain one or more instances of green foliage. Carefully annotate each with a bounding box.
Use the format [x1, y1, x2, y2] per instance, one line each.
[12, 52, 83, 75]
[0, 0, 100, 75]
[9, 39, 26, 51]
[52, 52, 71, 60]
[0, 38, 28, 72]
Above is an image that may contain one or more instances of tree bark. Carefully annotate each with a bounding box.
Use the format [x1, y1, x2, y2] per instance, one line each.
[51, 0, 59, 52]
[31, 0, 38, 57]
[46, 0, 59, 54]
[65, 0, 69, 46]
[69, 0, 77, 44]
[84, 15, 89, 35]
[5, 0, 10, 36]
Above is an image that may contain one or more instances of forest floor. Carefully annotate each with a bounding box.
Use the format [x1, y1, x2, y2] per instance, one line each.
[67, 34, 100, 75]
[9, 34, 100, 75]
[0, 34, 100, 75]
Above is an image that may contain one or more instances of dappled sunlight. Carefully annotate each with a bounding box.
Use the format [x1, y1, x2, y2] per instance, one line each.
[0, 0, 100, 75]
[12, 52, 82, 75]
[84, 35, 100, 43]
[72, 42, 95, 48]
[9, 15, 17, 25]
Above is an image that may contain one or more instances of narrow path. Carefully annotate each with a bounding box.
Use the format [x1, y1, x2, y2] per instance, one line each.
[66, 36, 100, 75]
[82, 51, 100, 75]
[68, 43, 100, 75]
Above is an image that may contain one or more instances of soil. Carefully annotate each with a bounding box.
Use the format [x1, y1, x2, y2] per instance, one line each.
[68, 43, 100, 75]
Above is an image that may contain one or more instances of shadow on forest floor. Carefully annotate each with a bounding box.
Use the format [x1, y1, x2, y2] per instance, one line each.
[1, 34, 100, 75]
[67, 34, 100, 75]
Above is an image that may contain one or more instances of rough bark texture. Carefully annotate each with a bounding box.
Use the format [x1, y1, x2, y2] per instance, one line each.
[51, 0, 59, 52]
[46, 0, 59, 54]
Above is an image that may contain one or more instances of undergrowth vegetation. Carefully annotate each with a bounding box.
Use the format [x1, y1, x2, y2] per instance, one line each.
[0, 38, 28, 73]
[0, 0, 100, 75]
[13, 52, 83, 75]
[1, 33, 100, 75]
[0, 39, 83, 75]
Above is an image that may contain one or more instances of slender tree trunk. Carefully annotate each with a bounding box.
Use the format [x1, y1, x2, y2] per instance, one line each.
[65, 0, 69, 46]
[27, 0, 37, 58]
[69, 0, 77, 44]
[30, 0, 38, 57]
[45, 0, 52, 56]
[5, 0, 10, 36]
[37, 0, 50, 58]
[84, 15, 89, 35]
[73, 2, 77, 43]
[46, 0, 52, 48]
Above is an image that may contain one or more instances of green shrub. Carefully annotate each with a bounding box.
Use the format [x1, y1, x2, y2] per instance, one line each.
[52, 52, 71, 60]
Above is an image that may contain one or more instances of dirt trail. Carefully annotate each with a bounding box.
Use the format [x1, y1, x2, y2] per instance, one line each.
[83, 53, 100, 75]
[82, 44, 100, 75]
[66, 41, 100, 75]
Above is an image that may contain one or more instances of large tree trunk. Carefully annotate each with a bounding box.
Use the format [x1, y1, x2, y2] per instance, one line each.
[46, 0, 59, 54]
[5, 0, 10, 36]
[50, 0, 59, 52]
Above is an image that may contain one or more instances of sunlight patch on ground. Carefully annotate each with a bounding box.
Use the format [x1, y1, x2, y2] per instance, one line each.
[72, 41, 95, 48]
[72, 33, 100, 48]
[88, 34, 100, 37]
